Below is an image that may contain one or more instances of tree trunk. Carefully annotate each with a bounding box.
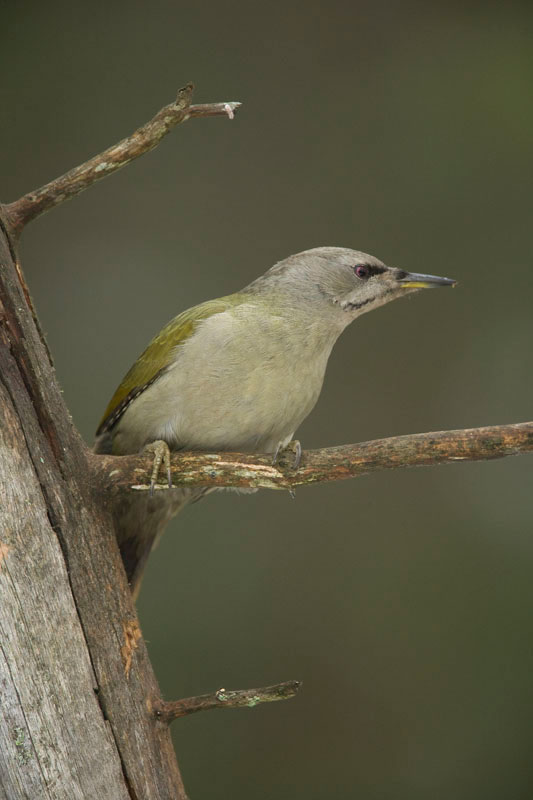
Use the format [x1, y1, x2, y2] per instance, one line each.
[1, 85, 531, 799]
[0, 220, 187, 799]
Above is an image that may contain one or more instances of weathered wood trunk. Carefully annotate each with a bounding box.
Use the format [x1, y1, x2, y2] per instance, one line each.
[0, 216, 187, 798]
[1, 84, 531, 799]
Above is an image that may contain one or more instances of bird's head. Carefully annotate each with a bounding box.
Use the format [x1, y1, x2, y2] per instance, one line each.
[250, 247, 456, 323]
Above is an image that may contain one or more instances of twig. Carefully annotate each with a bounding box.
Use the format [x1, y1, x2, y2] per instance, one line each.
[4, 84, 241, 236]
[154, 681, 301, 724]
[93, 421, 533, 495]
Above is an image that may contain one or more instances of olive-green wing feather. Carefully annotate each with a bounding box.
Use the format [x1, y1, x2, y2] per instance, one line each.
[96, 294, 243, 435]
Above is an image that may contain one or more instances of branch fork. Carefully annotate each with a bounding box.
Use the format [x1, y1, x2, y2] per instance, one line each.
[2, 76, 532, 800]
[0, 84, 243, 798]
[4, 84, 242, 237]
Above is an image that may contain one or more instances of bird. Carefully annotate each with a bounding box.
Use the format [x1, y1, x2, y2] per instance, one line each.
[94, 247, 456, 598]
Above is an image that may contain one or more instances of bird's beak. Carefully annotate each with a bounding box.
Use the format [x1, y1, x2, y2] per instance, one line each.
[397, 271, 457, 289]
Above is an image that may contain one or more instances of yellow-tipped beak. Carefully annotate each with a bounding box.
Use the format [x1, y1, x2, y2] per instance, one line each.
[398, 271, 457, 289]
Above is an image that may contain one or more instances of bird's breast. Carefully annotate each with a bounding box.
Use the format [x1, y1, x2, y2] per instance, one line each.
[114, 306, 338, 454]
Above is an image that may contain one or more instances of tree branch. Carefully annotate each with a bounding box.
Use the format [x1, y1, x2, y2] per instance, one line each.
[154, 681, 301, 724]
[92, 421, 533, 495]
[1, 181, 190, 798]
[3, 84, 241, 236]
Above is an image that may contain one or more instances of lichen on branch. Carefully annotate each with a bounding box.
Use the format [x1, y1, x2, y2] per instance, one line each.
[4, 84, 241, 236]
[93, 421, 533, 496]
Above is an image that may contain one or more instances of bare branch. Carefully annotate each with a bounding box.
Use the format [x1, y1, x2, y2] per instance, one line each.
[4, 84, 241, 236]
[154, 681, 301, 724]
[92, 421, 533, 495]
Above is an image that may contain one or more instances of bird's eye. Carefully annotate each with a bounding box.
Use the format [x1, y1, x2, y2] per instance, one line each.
[355, 265, 370, 279]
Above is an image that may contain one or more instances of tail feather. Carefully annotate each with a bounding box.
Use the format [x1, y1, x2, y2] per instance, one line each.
[114, 490, 194, 600]
[94, 434, 203, 599]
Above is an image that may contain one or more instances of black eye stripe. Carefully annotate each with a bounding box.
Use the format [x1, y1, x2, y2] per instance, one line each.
[353, 264, 386, 277]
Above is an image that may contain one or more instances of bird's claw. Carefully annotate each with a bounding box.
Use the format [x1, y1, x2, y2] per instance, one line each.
[291, 440, 302, 470]
[272, 439, 302, 470]
[143, 440, 173, 497]
[272, 441, 301, 499]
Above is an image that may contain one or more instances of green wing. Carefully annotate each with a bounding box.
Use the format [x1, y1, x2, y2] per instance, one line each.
[97, 294, 243, 435]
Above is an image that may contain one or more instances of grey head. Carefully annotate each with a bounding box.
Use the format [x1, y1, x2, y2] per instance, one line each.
[245, 246, 456, 324]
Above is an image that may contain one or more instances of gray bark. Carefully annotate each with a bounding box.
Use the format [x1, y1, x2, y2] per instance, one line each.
[0, 381, 129, 800]
[0, 219, 187, 799]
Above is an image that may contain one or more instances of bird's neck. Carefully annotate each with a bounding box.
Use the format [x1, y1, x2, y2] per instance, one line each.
[241, 289, 349, 358]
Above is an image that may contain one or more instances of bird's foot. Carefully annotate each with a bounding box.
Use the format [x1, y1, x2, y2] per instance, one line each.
[142, 440, 173, 497]
[272, 441, 301, 500]
[272, 439, 302, 470]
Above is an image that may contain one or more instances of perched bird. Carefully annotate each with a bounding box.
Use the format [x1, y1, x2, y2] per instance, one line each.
[95, 247, 455, 597]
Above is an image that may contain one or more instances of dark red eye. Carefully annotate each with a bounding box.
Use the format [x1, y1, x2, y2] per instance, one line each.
[355, 265, 370, 279]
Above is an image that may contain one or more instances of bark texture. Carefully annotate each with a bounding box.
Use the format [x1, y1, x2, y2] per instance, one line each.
[1, 83, 531, 800]
[5, 84, 240, 236]
[93, 421, 533, 495]
[155, 681, 301, 723]
[0, 221, 187, 799]
[0, 379, 129, 800]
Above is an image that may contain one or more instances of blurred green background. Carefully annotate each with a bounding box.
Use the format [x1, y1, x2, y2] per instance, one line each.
[2, 1, 533, 797]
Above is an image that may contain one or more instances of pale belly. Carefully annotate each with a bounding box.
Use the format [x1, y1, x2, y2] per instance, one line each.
[113, 308, 337, 455]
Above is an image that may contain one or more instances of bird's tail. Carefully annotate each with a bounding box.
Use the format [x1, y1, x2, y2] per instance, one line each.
[112, 489, 196, 600]
[94, 434, 205, 599]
